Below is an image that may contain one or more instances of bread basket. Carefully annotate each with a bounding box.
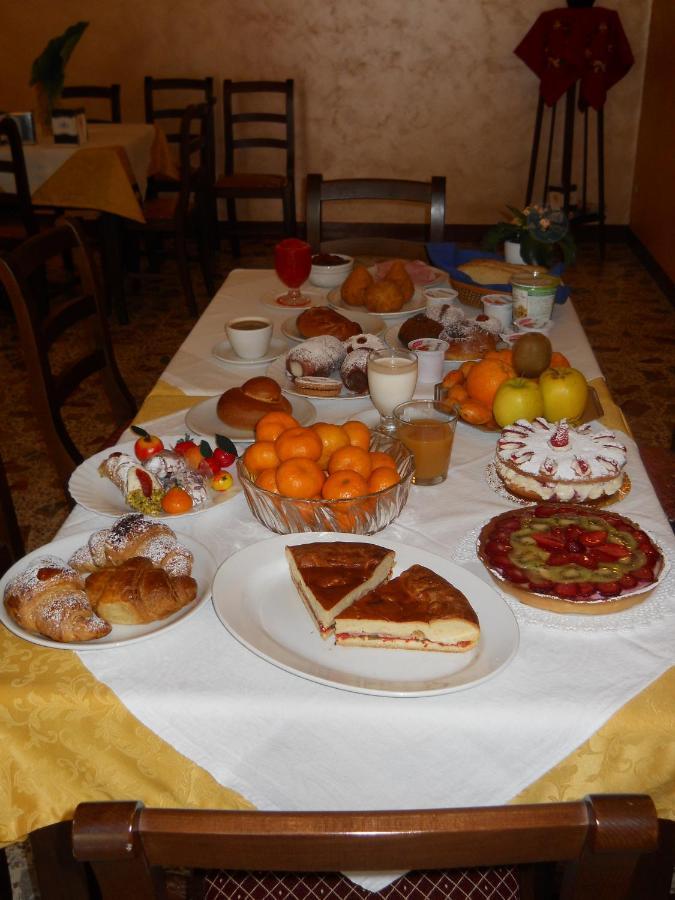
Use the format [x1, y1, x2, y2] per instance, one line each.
[447, 277, 495, 309]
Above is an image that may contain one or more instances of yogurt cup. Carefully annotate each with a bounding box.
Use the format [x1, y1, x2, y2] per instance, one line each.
[408, 338, 448, 383]
[510, 272, 559, 326]
[423, 286, 459, 321]
[481, 293, 513, 331]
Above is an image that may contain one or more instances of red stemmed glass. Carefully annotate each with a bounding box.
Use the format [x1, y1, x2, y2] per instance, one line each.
[274, 238, 312, 307]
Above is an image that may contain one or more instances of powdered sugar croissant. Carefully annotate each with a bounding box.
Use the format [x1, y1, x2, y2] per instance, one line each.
[4, 555, 111, 642]
[85, 557, 197, 624]
[68, 514, 193, 577]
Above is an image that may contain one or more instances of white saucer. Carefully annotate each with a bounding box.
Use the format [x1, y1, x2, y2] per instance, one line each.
[185, 394, 316, 443]
[212, 337, 288, 366]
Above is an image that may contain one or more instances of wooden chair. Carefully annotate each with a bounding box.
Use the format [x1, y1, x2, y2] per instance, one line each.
[0, 445, 24, 577]
[0, 220, 136, 497]
[305, 174, 446, 259]
[60, 84, 122, 123]
[0, 116, 39, 248]
[70, 795, 666, 900]
[128, 102, 215, 317]
[144, 76, 215, 195]
[216, 79, 296, 258]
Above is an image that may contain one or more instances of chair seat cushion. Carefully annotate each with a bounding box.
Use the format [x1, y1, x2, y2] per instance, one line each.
[216, 173, 287, 190]
[202, 868, 520, 900]
[142, 197, 179, 222]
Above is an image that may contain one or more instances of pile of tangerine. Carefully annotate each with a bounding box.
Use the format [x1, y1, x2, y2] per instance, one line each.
[241, 412, 400, 501]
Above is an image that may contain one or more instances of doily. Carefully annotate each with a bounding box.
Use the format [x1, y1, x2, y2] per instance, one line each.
[484, 463, 631, 508]
[452, 526, 674, 633]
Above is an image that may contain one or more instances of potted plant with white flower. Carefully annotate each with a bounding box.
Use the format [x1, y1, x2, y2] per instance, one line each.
[482, 204, 576, 268]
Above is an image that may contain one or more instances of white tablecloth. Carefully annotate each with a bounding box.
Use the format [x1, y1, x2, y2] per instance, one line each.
[59, 271, 673, 824]
[0, 123, 156, 198]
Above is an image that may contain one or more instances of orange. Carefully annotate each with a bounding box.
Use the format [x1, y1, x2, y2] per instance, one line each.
[327, 444, 372, 479]
[465, 358, 516, 408]
[368, 466, 401, 493]
[255, 467, 280, 493]
[446, 384, 469, 405]
[255, 411, 299, 442]
[275, 426, 323, 462]
[183, 445, 204, 470]
[242, 441, 280, 475]
[276, 458, 326, 499]
[550, 351, 571, 368]
[322, 470, 370, 500]
[311, 422, 349, 469]
[161, 486, 193, 514]
[484, 348, 514, 366]
[442, 369, 465, 388]
[369, 451, 397, 471]
[459, 360, 477, 379]
[459, 399, 492, 426]
[342, 420, 371, 450]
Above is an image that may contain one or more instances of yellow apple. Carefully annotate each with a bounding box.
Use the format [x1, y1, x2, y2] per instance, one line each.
[539, 367, 589, 422]
[493, 378, 545, 427]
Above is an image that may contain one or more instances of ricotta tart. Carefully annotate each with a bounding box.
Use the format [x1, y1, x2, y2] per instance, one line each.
[495, 419, 627, 503]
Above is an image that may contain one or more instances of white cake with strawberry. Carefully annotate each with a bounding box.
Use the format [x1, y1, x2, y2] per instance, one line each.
[495, 419, 627, 503]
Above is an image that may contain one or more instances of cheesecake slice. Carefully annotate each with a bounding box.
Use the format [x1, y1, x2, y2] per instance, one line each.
[334, 564, 480, 652]
[285, 542, 395, 639]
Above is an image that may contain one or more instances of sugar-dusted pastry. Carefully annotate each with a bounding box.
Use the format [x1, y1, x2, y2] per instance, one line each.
[342, 332, 386, 353]
[85, 557, 197, 625]
[144, 451, 208, 507]
[495, 419, 627, 503]
[98, 452, 164, 516]
[4, 555, 111, 642]
[286, 335, 346, 378]
[69, 513, 193, 578]
[340, 348, 370, 393]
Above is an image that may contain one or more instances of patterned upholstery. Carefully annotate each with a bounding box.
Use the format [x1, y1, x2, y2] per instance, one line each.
[203, 868, 520, 900]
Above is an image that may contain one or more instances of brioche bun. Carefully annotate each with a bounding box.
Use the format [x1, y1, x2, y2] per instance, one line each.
[216, 376, 292, 430]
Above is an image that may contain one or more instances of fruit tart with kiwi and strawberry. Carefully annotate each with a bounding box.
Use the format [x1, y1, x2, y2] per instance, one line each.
[477, 503, 665, 615]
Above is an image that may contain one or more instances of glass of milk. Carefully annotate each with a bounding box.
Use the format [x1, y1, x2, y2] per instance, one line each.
[367, 348, 418, 434]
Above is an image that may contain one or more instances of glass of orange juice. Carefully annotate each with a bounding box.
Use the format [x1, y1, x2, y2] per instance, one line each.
[393, 400, 458, 485]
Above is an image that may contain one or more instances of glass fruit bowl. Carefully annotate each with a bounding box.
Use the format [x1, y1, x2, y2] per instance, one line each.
[237, 432, 414, 535]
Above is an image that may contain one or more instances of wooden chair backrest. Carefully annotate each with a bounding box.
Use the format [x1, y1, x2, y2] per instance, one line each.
[223, 79, 294, 181]
[0, 221, 136, 495]
[174, 101, 214, 224]
[60, 84, 122, 123]
[0, 445, 23, 577]
[72, 795, 661, 900]
[0, 116, 38, 238]
[305, 173, 446, 251]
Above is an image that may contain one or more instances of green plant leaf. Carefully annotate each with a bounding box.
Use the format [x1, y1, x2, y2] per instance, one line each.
[199, 440, 213, 458]
[215, 434, 238, 456]
[130, 425, 149, 438]
[30, 21, 89, 106]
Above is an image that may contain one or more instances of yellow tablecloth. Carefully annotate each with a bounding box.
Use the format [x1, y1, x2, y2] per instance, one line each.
[30, 126, 177, 223]
[1, 373, 672, 846]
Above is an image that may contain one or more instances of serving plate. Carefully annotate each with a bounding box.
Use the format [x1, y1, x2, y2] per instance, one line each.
[265, 356, 370, 401]
[328, 285, 425, 323]
[68, 437, 241, 519]
[281, 308, 385, 344]
[212, 532, 519, 697]
[212, 337, 288, 367]
[185, 394, 315, 442]
[0, 533, 216, 650]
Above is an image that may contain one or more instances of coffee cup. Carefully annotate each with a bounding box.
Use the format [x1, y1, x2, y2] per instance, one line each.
[226, 317, 273, 359]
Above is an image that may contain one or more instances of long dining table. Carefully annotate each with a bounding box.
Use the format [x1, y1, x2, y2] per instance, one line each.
[1, 267, 674, 879]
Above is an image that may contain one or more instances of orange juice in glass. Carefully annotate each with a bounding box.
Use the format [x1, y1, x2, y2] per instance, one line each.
[393, 400, 457, 485]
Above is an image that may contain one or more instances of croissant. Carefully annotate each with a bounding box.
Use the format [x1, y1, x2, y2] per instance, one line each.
[85, 557, 198, 624]
[4, 555, 112, 642]
[68, 514, 193, 577]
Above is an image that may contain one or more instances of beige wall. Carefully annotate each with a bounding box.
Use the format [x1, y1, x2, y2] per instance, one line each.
[630, 0, 675, 279]
[0, 0, 652, 225]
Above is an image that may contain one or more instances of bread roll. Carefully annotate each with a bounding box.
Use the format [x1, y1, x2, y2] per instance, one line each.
[457, 259, 543, 285]
[217, 376, 292, 430]
[4, 555, 111, 642]
[85, 557, 197, 625]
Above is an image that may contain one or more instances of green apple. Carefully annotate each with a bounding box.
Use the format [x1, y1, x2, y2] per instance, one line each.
[493, 378, 545, 427]
[539, 367, 588, 422]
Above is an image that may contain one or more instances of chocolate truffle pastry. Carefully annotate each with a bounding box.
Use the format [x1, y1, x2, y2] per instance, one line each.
[285, 541, 396, 639]
[397, 313, 443, 348]
[335, 564, 480, 652]
[340, 348, 371, 394]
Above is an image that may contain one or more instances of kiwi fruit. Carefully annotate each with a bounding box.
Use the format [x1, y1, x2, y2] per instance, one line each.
[512, 333, 553, 378]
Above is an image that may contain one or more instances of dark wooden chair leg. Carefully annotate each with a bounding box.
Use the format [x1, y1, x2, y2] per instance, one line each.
[226, 199, 240, 258]
[597, 107, 606, 260]
[30, 821, 94, 900]
[175, 233, 199, 317]
[525, 95, 545, 207]
[100, 214, 128, 325]
[0, 848, 12, 900]
[196, 199, 216, 297]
